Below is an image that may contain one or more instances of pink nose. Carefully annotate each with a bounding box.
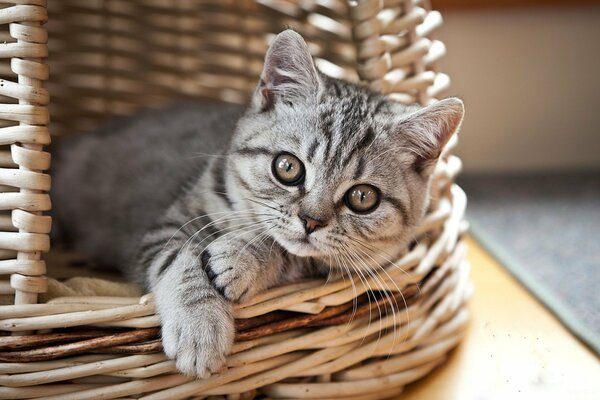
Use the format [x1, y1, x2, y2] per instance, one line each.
[299, 213, 326, 234]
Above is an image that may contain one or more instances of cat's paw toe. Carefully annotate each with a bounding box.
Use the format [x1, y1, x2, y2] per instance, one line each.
[203, 251, 255, 303]
[160, 301, 234, 378]
[160, 320, 180, 360]
[175, 340, 226, 378]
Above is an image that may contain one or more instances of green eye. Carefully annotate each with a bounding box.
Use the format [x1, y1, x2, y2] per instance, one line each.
[272, 153, 305, 186]
[345, 184, 380, 213]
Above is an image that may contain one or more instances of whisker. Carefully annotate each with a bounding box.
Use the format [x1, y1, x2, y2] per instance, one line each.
[345, 235, 415, 285]
[165, 209, 273, 249]
[336, 244, 379, 346]
[267, 233, 278, 260]
[339, 243, 384, 348]
[187, 217, 278, 256]
[233, 224, 276, 267]
[180, 215, 275, 254]
[332, 248, 360, 333]
[190, 220, 278, 267]
[344, 235, 415, 354]
[214, 191, 284, 213]
[245, 197, 282, 212]
[345, 242, 407, 356]
[188, 152, 228, 159]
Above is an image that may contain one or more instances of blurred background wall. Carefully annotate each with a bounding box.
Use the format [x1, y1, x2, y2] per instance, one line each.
[434, 2, 600, 353]
[436, 4, 600, 173]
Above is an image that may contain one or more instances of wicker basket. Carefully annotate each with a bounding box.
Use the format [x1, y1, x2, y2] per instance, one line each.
[0, 1, 472, 399]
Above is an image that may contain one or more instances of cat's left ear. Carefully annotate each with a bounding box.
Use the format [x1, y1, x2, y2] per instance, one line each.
[254, 29, 321, 111]
[399, 97, 465, 175]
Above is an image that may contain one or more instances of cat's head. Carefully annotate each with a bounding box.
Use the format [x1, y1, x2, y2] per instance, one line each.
[229, 30, 464, 266]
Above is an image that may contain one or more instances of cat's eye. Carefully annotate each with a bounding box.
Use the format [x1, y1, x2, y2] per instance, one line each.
[272, 153, 305, 186]
[345, 184, 380, 213]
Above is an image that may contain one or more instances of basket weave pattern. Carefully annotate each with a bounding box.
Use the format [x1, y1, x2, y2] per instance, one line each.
[0, 1, 472, 399]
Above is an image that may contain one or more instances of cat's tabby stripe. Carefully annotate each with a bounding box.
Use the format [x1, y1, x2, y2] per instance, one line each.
[340, 127, 376, 169]
[234, 146, 272, 157]
[385, 197, 410, 224]
[212, 157, 234, 206]
[306, 138, 319, 162]
[353, 157, 366, 180]
[232, 170, 255, 193]
[153, 247, 180, 278]
[182, 287, 220, 307]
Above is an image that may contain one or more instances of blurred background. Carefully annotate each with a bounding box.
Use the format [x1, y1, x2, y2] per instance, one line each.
[438, 1, 600, 172]
[433, 0, 600, 353]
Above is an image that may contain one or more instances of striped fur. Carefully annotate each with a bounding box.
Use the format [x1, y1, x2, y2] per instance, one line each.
[51, 30, 464, 377]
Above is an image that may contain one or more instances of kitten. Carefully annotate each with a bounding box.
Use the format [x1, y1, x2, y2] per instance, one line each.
[51, 30, 464, 377]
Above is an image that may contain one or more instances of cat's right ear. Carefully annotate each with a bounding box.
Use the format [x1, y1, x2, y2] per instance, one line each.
[398, 97, 465, 175]
[254, 30, 321, 111]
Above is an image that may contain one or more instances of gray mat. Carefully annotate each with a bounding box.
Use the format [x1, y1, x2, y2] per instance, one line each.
[458, 172, 600, 355]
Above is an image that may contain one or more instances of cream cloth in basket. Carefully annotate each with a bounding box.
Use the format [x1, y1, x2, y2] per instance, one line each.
[1, 276, 141, 305]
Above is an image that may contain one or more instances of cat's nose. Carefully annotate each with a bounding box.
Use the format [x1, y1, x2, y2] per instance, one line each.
[298, 212, 327, 234]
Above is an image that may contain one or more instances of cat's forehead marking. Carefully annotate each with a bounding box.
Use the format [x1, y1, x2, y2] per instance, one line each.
[311, 101, 380, 176]
[352, 156, 366, 181]
[305, 138, 319, 163]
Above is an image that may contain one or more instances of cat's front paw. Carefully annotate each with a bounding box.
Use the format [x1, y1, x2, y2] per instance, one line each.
[203, 247, 259, 303]
[160, 296, 234, 378]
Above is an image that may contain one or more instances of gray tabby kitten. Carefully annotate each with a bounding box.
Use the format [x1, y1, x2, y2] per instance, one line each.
[52, 30, 464, 377]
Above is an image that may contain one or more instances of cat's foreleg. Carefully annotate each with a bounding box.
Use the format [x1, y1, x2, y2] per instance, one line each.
[140, 214, 283, 377]
[145, 243, 234, 378]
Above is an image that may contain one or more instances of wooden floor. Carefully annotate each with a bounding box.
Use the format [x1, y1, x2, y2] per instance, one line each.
[400, 237, 600, 400]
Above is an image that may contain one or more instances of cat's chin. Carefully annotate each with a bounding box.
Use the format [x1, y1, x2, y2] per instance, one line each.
[275, 236, 325, 258]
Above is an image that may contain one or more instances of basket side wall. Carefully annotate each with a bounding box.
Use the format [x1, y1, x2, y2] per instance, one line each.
[0, 1, 50, 307]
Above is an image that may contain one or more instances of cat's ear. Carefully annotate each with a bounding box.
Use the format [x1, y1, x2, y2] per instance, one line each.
[399, 97, 465, 174]
[255, 29, 320, 111]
